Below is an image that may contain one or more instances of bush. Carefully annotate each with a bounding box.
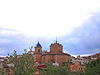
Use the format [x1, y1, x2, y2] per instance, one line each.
[8, 49, 36, 75]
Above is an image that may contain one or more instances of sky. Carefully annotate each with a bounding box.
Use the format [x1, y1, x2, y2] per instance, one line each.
[0, 0, 100, 56]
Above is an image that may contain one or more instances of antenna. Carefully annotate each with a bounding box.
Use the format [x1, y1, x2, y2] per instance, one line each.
[56, 37, 57, 43]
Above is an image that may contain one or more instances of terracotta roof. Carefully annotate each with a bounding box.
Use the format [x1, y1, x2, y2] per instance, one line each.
[70, 64, 74, 68]
[27, 51, 34, 54]
[37, 64, 47, 69]
[0, 57, 5, 59]
[42, 52, 70, 56]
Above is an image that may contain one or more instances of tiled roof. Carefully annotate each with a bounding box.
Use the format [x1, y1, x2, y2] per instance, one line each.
[42, 52, 71, 56]
[36, 41, 42, 47]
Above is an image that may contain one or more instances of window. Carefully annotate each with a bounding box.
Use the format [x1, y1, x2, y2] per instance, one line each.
[79, 68, 80, 70]
[38, 49, 40, 52]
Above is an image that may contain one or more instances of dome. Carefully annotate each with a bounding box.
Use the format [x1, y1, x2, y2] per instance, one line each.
[36, 41, 42, 47]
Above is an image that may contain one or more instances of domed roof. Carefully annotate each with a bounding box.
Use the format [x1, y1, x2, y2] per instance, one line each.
[36, 41, 42, 47]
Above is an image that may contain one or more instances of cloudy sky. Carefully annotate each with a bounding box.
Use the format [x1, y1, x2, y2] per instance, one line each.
[0, 0, 100, 56]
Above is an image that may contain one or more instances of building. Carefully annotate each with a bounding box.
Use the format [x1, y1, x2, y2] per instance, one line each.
[29, 41, 71, 65]
[88, 53, 100, 61]
[71, 55, 89, 65]
[0, 57, 14, 75]
[0, 57, 8, 69]
[70, 61, 85, 72]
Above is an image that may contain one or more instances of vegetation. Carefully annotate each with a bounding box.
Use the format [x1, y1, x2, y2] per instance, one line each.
[39, 62, 71, 75]
[2, 48, 100, 75]
[0, 47, 37, 75]
[7, 49, 72, 75]
[8, 50, 36, 75]
[85, 59, 100, 75]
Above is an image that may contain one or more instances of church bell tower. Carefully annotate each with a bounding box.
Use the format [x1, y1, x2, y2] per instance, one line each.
[34, 41, 42, 54]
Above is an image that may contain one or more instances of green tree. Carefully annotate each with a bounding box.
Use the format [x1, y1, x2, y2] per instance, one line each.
[41, 62, 71, 75]
[8, 48, 36, 75]
[85, 59, 100, 75]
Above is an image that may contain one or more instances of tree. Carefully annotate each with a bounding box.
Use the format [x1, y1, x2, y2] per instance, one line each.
[40, 62, 71, 75]
[8, 49, 36, 75]
[85, 59, 100, 75]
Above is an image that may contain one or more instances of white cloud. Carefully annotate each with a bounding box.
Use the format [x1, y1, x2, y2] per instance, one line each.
[0, 0, 100, 37]
[0, 29, 20, 36]
[65, 38, 79, 43]
[71, 54, 91, 57]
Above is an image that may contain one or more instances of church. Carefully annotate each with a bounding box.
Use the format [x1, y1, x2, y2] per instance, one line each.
[28, 41, 71, 65]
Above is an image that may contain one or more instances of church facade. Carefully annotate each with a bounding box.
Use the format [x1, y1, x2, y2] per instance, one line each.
[30, 41, 71, 65]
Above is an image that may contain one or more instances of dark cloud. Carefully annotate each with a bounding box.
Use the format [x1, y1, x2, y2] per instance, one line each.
[0, 30, 30, 56]
[0, 38, 27, 56]
[62, 12, 100, 55]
